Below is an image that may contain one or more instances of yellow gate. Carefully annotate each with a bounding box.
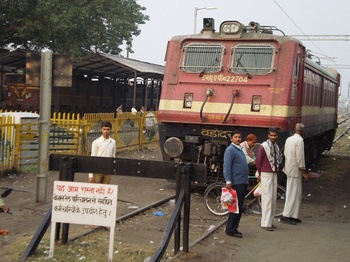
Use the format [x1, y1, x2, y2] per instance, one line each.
[0, 111, 158, 173]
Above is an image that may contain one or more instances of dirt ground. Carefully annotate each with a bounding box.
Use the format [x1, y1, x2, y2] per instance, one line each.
[1, 123, 350, 261]
[178, 122, 350, 262]
[181, 138, 350, 262]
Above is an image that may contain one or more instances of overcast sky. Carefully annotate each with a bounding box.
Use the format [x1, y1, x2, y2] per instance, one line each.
[126, 0, 350, 101]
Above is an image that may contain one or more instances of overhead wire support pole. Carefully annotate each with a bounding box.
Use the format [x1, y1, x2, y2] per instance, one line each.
[36, 50, 53, 203]
[289, 35, 350, 41]
[322, 65, 350, 69]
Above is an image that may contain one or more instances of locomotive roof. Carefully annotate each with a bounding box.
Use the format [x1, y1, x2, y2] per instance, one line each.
[170, 30, 300, 44]
[170, 19, 303, 45]
[305, 57, 340, 80]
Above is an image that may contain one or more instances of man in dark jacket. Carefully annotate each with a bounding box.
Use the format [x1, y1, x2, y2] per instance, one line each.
[223, 130, 249, 238]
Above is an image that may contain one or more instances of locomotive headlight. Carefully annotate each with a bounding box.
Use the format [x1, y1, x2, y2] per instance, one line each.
[164, 137, 184, 158]
[251, 95, 262, 112]
[183, 92, 193, 108]
[220, 21, 242, 35]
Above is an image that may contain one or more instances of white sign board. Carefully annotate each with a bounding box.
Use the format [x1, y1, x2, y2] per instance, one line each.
[49, 181, 118, 261]
[51, 181, 118, 226]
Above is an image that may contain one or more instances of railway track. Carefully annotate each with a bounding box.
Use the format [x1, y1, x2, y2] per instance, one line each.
[53, 185, 259, 262]
[333, 127, 350, 143]
[334, 116, 350, 143]
[51, 186, 228, 261]
[69, 195, 176, 242]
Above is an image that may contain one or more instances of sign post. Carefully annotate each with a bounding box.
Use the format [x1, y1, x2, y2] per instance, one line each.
[49, 181, 118, 261]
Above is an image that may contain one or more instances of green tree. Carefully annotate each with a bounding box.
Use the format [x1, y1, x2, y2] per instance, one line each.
[0, 0, 149, 59]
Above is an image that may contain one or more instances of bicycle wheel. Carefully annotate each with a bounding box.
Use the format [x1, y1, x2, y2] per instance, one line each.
[204, 183, 228, 216]
[274, 185, 286, 217]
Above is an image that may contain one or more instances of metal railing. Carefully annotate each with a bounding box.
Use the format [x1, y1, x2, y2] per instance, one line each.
[0, 111, 159, 174]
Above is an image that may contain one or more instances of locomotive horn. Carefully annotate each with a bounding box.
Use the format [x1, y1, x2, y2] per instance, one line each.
[203, 18, 215, 32]
[248, 21, 260, 31]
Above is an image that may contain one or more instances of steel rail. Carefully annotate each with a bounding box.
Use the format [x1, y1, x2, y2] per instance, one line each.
[69, 195, 176, 242]
[333, 127, 350, 143]
[334, 118, 350, 143]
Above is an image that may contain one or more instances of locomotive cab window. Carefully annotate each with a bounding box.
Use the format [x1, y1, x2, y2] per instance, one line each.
[4, 73, 25, 85]
[229, 44, 275, 75]
[180, 43, 224, 73]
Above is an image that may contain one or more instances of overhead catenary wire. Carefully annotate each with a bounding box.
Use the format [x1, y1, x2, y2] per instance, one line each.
[273, 0, 330, 59]
[274, 0, 350, 97]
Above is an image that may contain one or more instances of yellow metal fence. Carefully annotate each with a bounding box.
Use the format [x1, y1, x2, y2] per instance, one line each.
[0, 111, 159, 174]
[0, 115, 17, 173]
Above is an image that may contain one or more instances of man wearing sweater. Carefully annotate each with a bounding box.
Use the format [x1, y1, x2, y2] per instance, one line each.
[223, 130, 249, 238]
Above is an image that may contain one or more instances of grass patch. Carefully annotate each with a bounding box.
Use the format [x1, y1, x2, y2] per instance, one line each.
[2, 229, 172, 262]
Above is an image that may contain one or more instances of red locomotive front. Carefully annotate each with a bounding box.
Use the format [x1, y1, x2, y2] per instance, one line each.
[158, 19, 339, 180]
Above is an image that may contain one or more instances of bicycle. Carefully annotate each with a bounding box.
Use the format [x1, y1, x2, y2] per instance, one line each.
[204, 177, 286, 217]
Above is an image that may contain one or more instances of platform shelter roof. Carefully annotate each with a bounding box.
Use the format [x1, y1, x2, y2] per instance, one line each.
[0, 49, 164, 80]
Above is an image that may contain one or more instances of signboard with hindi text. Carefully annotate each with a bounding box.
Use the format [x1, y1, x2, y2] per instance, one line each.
[51, 181, 118, 226]
[49, 181, 118, 260]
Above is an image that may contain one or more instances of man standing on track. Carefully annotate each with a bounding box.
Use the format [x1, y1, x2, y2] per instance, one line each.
[223, 130, 249, 238]
[280, 123, 309, 225]
[255, 127, 281, 231]
[88, 121, 116, 184]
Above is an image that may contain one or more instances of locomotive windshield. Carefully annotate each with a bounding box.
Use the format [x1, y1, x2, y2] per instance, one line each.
[180, 43, 275, 75]
[181, 43, 224, 73]
[4, 73, 25, 85]
[230, 44, 275, 75]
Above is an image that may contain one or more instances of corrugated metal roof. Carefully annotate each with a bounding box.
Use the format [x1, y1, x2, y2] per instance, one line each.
[0, 50, 164, 80]
[74, 53, 165, 79]
[0, 49, 35, 68]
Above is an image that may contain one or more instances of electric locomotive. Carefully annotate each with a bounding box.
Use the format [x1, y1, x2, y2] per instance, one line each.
[158, 18, 340, 182]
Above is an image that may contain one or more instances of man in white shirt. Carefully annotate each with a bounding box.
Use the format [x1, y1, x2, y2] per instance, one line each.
[144, 109, 157, 140]
[131, 105, 137, 115]
[88, 121, 116, 184]
[281, 123, 309, 225]
[116, 105, 123, 115]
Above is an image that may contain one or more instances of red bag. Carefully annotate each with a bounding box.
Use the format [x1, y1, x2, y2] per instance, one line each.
[221, 188, 239, 214]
